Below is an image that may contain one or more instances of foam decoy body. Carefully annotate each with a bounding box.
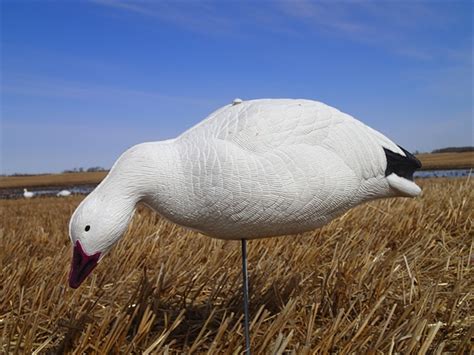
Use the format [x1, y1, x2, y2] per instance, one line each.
[23, 188, 34, 199]
[57, 190, 72, 197]
[68, 99, 421, 288]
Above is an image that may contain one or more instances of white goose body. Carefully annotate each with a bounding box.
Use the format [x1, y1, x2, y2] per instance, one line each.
[74, 99, 421, 251]
[23, 188, 34, 199]
[57, 190, 72, 197]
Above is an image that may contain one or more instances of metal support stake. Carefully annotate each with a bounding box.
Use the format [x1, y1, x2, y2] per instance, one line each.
[241, 239, 251, 355]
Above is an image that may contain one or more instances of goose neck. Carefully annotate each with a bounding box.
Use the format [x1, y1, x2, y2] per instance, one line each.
[100, 141, 177, 206]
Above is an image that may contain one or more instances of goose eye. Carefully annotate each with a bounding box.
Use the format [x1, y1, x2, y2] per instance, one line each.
[85, 225, 91, 232]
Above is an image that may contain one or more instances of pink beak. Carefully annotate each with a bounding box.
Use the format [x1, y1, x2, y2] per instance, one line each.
[68, 240, 101, 289]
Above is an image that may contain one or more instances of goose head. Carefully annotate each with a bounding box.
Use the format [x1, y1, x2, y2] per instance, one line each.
[67, 141, 173, 289]
[68, 190, 135, 288]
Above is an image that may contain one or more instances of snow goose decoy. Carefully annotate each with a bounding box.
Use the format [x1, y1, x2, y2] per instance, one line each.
[57, 190, 72, 197]
[68, 98, 422, 352]
[23, 188, 34, 199]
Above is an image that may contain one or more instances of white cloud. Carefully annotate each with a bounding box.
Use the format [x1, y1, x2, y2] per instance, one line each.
[276, 0, 462, 61]
[91, 0, 468, 62]
[92, 0, 236, 35]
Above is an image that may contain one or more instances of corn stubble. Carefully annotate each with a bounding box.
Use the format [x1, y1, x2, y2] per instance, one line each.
[0, 178, 472, 354]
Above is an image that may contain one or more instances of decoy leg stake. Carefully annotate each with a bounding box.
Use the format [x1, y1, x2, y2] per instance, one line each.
[241, 239, 251, 355]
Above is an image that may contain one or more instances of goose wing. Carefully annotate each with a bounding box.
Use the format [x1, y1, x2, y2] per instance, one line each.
[180, 99, 407, 181]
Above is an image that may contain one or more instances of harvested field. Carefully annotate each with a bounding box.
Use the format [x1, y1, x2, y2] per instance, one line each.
[0, 172, 107, 190]
[416, 151, 473, 170]
[0, 178, 472, 353]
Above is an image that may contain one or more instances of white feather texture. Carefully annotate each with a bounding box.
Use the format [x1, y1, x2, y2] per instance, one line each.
[386, 173, 422, 197]
[70, 99, 421, 254]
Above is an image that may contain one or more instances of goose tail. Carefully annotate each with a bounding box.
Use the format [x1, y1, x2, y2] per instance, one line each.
[384, 146, 422, 197]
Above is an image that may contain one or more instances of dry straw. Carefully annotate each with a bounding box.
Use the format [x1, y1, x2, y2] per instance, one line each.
[0, 177, 472, 353]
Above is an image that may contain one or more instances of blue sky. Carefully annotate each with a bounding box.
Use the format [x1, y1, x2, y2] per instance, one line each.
[1, 0, 472, 174]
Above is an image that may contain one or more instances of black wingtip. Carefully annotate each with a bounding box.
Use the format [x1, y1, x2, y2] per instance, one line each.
[384, 145, 422, 181]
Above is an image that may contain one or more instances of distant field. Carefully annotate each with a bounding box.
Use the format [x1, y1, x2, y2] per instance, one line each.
[0, 152, 472, 190]
[416, 151, 473, 170]
[0, 171, 107, 189]
[1, 178, 471, 353]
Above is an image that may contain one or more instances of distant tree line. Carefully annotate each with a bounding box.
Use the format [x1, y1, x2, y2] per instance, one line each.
[431, 146, 473, 154]
[7, 173, 50, 177]
[62, 166, 107, 173]
[5, 167, 108, 176]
